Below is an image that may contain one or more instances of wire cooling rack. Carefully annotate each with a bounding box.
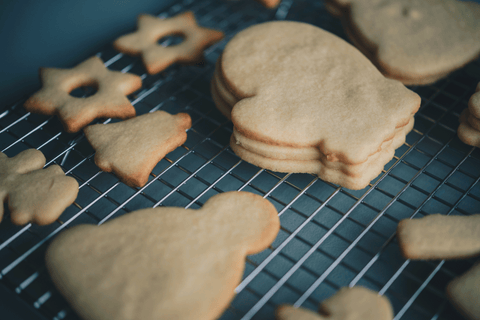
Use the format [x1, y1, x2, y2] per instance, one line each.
[1, 0, 480, 319]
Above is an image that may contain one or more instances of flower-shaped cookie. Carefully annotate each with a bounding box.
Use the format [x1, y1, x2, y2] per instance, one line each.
[45, 191, 280, 320]
[0, 149, 78, 225]
[24, 56, 142, 133]
[113, 11, 224, 75]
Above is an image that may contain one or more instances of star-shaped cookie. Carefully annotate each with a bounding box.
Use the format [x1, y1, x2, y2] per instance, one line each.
[113, 11, 224, 75]
[24, 56, 142, 133]
[45, 191, 280, 320]
[277, 287, 393, 320]
[0, 149, 79, 226]
[84, 111, 191, 188]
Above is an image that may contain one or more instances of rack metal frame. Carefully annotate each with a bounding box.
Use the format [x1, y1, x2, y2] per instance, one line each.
[0, 0, 479, 319]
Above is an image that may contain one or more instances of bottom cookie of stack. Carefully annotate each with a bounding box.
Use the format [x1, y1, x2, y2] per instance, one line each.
[230, 118, 413, 190]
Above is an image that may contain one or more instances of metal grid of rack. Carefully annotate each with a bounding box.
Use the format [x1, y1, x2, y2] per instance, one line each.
[1, 0, 480, 319]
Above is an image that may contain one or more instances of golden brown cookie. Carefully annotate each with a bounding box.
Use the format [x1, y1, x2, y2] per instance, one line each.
[327, 0, 480, 85]
[277, 287, 393, 320]
[465, 109, 480, 132]
[230, 118, 413, 190]
[113, 11, 224, 75]
[397, 214, 480, 260]
[24, 56, 141, 133]
[447, 263, 480, 320]
[84, 111, 191, 188]
[0, 149, 79, 225]
[458, 109, 480, 148]
[212, 21, 420, 190]
[468, 83, 480, 120]
[45, 191, 280, 320]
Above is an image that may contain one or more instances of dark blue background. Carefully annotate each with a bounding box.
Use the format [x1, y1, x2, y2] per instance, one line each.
[2, 0, 480, 109]
[0, 0, 174, 109]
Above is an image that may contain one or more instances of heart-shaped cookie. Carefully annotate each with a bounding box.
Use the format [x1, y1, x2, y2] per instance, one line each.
[45, 191, 280, 320]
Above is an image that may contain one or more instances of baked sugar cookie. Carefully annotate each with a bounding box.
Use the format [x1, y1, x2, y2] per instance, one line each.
[277, 287, 393, 320]
[397, 214, 480, 260]
[470, 83, 480, 119]
[0, 149, 78, 225]
[447, 263, 480, 320]
[230, 118, 413, 190]
[113, 12, 224, 75]
[397, 214, 480, 320]
[24, 56, 142, 133]
[84, 111, 191, 188]
[327, 0, 480, 85]
[458, 83, 480, 148]
[45, 191, 279, 320]
[212, 21, 420, 190]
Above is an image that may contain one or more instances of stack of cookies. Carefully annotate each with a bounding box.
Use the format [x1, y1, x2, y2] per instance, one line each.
[212, 21, 420, 190]
[458, 83, 480, 148]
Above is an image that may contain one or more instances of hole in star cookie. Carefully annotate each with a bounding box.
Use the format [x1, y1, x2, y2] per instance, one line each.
[157, 33, 185, 47]
[69, 82, 99, 98]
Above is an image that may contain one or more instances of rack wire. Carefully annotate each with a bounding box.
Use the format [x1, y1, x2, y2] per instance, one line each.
[1, 0, 480, 319]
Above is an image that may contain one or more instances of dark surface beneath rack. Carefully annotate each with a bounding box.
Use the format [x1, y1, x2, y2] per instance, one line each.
[1, 0, 480, 319]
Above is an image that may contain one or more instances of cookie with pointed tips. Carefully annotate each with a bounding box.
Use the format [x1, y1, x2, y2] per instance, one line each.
[327, 0, 480, 85]
[45, 191, 280, 320]
[0, 149, 79, 225]
[212, 21, 420, 190]
[447, 263, 480, 320]
[24, 56, 142, 133]
[277, 287, 393, 320]
[113, 11, 224, 75]
[84, 111, 191, 188]
[397, 214, 480, 260]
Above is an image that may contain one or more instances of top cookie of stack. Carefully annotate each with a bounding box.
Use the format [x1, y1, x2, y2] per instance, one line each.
[212, 21, 420, 190]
